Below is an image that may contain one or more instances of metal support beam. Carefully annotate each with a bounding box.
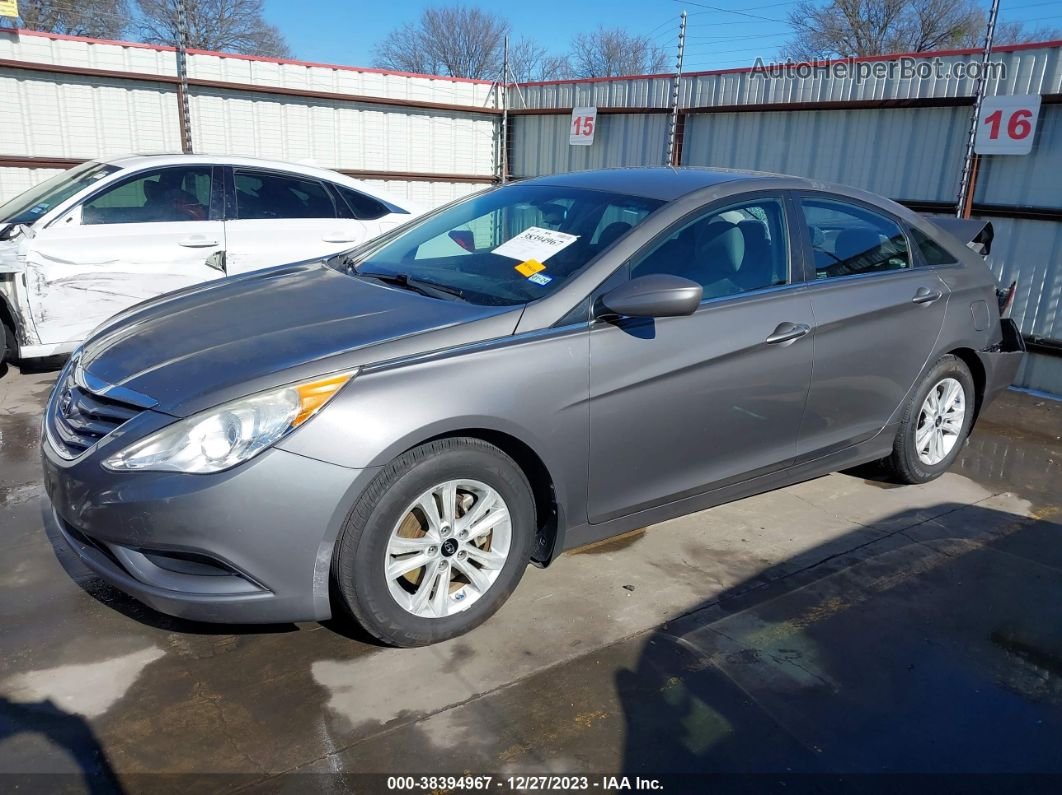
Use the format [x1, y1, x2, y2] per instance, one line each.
[956, 0, 1000, 217]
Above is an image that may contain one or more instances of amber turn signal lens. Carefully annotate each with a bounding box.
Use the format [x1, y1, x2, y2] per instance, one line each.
[293, 372, 355, 427]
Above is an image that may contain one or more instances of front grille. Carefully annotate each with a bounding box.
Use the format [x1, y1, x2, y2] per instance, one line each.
[48, 368, 142, 458]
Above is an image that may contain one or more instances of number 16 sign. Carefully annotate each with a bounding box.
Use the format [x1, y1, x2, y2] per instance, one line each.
[975, 94, 1041, 155]
[570, 107, 597, 146]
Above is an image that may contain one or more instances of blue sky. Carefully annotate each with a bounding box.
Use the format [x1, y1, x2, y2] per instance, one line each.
[264, 0, 1062, 74]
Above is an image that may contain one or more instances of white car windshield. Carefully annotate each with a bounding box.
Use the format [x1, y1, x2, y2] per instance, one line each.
[0, 161, 119, 227]
[343, 185, 663, 306]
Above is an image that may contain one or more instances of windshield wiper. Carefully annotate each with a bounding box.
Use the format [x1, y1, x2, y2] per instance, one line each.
[355, 269, 466, 301]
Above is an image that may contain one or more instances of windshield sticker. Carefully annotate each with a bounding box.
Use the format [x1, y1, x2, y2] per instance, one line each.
[527, 273, 552, 286]
[493, 226, 578, 263]
[514, 259, 546, 277]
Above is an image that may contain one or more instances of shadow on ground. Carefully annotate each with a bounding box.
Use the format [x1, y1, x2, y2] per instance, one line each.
[616, 502, 1062, 780]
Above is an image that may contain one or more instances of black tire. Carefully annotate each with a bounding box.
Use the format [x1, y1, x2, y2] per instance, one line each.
[885, 354, 975, 485]
[332, 437, 536, 647]
[0, 319, 14, 365]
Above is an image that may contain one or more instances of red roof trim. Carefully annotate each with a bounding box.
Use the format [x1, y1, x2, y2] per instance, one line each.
[0, 27, 497, 85]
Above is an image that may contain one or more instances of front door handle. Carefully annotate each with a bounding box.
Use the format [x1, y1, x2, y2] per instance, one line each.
[178, 236, 218, 248]
[765, 322, 811, 345]
[912, 287, 943, 305]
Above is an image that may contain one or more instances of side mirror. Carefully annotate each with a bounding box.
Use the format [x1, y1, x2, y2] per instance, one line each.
[205, 250, 227, 274]
[597, 274, 702, 319]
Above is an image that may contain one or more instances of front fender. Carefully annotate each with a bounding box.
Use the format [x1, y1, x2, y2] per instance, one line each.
[276, 326, 592, 532]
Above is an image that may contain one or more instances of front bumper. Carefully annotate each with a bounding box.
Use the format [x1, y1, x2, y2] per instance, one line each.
[43, 433, 380, 624]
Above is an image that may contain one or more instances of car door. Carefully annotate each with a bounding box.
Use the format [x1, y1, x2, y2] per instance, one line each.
[222, 168, 368, 274]
[587, 193, 815, 524]
[23, 165, 225, 346]
[792, 193, 950, 459]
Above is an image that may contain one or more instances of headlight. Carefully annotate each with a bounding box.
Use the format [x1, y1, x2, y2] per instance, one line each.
[103, 371, 356, 473]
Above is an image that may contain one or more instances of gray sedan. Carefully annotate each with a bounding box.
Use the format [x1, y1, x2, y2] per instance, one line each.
[41, 168, 1024, 646]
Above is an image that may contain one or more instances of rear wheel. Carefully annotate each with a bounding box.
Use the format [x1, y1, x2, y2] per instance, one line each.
[332, 437, 535, 647]
[885, 355, 975, 484]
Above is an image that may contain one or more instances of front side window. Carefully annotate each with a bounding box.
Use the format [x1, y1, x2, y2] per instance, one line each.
[341, 185, 663, 306]
[81, 167, 212, 225]
[0, 161, 119, 226]
[630, 197, 789, 300]
[801, 197, 911, 279]
[234, 171, 336, 220]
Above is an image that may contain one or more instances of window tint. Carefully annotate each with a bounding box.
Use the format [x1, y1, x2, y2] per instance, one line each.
[234, 171, 336, 220]
[82, 167, 211, 225]
[801, 198, 910, 279]
[335, 185, 393, 221]
[910, 225, 957, 266]
[630, 198, 789, 300]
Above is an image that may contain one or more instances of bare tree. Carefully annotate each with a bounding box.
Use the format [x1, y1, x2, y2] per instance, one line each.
[568, 27, 669, 78]
[135, 0, 290, 57]
[508, 38, 572, 83]
[784, 0, 984, 59]
[16, 0, 130, 39]
[374, 5, 509, 79]
[993, 19, 1062, 45]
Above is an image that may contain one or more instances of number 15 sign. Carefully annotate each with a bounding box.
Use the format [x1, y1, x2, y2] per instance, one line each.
[570, 107, 597, 146]
[975, 94, 1041, 155]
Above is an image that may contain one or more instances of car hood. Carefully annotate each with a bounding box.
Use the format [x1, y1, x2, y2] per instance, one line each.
[79, 262, 522, 416]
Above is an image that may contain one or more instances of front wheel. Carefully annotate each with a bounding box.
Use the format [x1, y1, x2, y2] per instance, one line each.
[332, 437, 536, 647]
[885, 354, 975, 484]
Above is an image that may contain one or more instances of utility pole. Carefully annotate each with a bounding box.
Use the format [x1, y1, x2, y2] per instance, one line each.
[501, 35, 509, 184]
[956, 0, 999, 217]
[665, 10, 687, 167]
[175, 0, 194, 154]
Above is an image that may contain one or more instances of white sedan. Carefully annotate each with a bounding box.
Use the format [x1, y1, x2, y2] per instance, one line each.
[0, 155, 421, 361]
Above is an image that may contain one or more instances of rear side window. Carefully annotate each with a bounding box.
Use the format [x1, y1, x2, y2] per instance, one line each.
[234, 171, 336, 220]
[800, 198, 911, 279]
[335, 185, 393, 221]
[910, 226, 958, 266]
[82, 166, 212, 224]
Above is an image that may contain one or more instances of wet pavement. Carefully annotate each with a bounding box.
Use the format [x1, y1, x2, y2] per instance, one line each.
[0, 361, 1060, 792]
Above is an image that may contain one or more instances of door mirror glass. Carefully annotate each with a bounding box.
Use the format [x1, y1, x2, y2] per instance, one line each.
[598, 274, 703, 319]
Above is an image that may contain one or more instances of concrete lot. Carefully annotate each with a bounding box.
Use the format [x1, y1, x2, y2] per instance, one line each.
[0, 361, 1060, 790]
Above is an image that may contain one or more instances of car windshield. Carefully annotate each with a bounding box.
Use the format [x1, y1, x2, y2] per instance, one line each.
[0, 161, 120, 226]
[340, 185, 664, 305]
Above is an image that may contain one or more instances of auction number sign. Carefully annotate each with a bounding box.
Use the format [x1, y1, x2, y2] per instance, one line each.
[975, 94, 1041, 155]
[570, 107, 597, 146]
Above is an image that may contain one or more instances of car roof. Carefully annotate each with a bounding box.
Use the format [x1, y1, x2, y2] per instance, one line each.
[97, 153, 415, 210]
[521, 167, 809, 201]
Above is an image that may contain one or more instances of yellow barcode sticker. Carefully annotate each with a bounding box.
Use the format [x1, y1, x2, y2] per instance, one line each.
[515, 259, 546, 277]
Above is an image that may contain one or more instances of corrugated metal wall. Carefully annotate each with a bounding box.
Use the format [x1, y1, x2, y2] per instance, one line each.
[681, 107, 969, 202]
[0, 29, 498, 205]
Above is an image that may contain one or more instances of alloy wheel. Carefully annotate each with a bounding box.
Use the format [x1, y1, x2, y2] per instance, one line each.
[914, 377, 966, 466]
[384, 479, 512, 618]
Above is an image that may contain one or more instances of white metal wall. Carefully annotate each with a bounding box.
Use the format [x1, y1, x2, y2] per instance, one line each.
[0, 29, 498, 205]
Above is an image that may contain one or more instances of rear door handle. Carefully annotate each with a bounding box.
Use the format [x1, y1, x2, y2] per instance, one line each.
[912, 287, 943, 305]
[178, 237, 218, 248]
[765, 322, 811, 345]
